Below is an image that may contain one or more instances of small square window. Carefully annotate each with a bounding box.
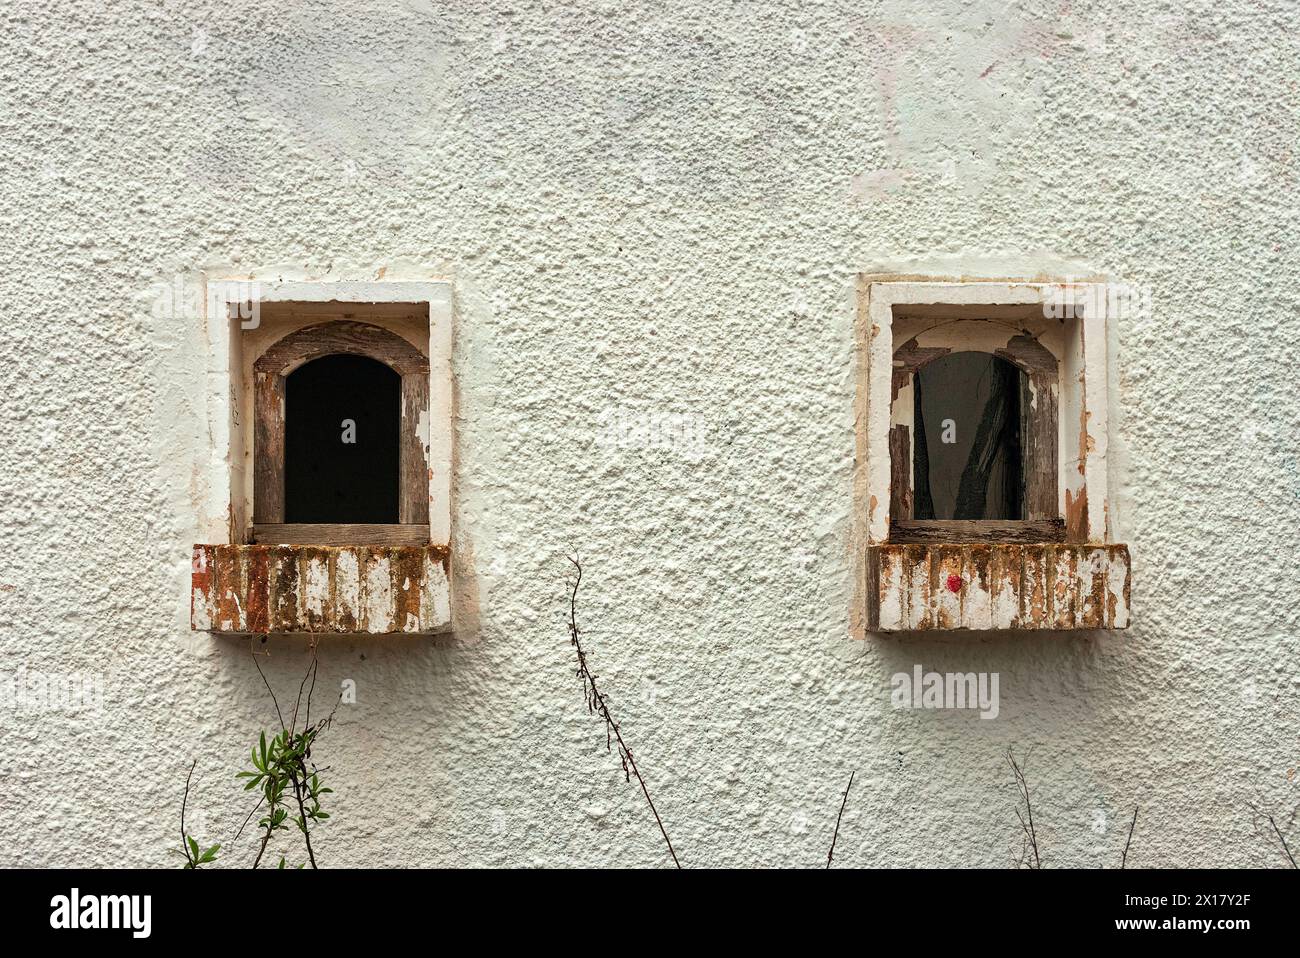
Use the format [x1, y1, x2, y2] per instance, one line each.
[856, 279, 1130, 632]
[191, 280, 453, 635]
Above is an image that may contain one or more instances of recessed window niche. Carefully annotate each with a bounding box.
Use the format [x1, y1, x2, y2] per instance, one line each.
[191, 280, 454, 636]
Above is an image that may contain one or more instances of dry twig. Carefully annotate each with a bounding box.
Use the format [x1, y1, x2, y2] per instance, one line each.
[1248, 799, 1297, 868]
[1007, 748, 1041, 869]
[826, 771, 855, 868]
[1121, 806, 1138, 868]
[566, 554, 680, 868]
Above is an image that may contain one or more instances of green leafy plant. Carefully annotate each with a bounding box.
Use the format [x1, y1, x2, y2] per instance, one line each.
[179, 650, 339, 869]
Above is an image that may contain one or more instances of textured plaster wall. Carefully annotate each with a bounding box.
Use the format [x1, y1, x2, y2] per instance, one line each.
[1, 0, 1297, 867]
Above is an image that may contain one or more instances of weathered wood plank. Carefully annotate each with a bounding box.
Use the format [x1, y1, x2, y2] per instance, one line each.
[191, 545, 216, 631]
[244, 545, 271, 634]
[253, 371, 286, 524]
[268, 546, 301, 633]
[360, 547, 394, 633]
[934, 546, 964, 629]
[989, 545, 1021, 630]
[391, 547, 424, 633]
[890, 519, 1064, 544]
[892, 338, 951, 401]
[215, 545, 246, 633]
[255, 320, 429, 377]
[905, 545, 933, 631]
[419, 546, 452, 633]
[1077, 547, 1107, 629]
[888, 425, 911, 522]
[1022, 372, 1059, 521]
[964, 545, 993, 630]
[298, 546, 332, 632]
[872, 545, 906, 631]
[332, 547, 361, 633]
[1049, 545, 1077, 629]
[1021, 545, 1049, 628]
[254, 524, 430, 546]
[399, 374, 431, 526]
[1106, 544, 1131, 629]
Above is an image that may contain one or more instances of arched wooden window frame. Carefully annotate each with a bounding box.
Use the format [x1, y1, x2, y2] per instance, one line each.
[253, 320, 430, 545]
[857, 280, 1129, 633]
[888, 332, 1062, 543]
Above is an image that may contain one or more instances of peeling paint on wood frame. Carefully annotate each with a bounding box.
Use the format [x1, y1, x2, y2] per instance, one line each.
[853, 279, 1123, 639]
[253, 320, 431, 528]
[191, 543, 453, 634]
[889, 325, 1060, 527]
[201, 279, 455, 549]
[866, 543, 1130, 632]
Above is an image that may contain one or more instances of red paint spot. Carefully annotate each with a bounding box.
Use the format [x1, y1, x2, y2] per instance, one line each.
[946, 574, 963, 594]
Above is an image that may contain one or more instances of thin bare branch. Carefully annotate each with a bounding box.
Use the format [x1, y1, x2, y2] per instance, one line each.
[181, 759, 197, 866]
[290, 651, 319, 738]
[1267, 814, 1297, 867]
[1121, 806, 1138, 868]
[566, 554, 680, 868]
[251, 645, 286, 733]
[826, 770, 855, 868]
[304, 644, 319, 730]
[231, 795, 265, 846]
[1007, 748, 1041, 869]
[1247, 794, 1298, 868]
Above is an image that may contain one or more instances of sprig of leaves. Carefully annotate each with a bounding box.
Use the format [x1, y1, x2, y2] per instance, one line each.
[182, 835, 220, 869]
[237, 721, 335, 867]
[179, 651, 340, 869]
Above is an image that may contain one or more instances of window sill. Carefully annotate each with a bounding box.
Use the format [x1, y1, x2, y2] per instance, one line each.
[888, 519, 1065, 544]
[867, 543, 1130, 632]
[191, 544, 451, 635]
[252, 524, 430, 546]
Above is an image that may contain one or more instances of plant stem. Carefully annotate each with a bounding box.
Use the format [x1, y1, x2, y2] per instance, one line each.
[1008, 749, 1040, 869]
[253, 826, 273, 869]
[290, 767, 318, 869]
[826, 770, 855, 868]
[1267, 813, 1297, 868]
[1121, 806, 1138, 868]
[181, 759, 197, 867]
[567, 555, 680, 868]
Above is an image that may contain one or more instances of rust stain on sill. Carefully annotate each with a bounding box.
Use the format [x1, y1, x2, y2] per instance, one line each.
[193, 543, 452, 634]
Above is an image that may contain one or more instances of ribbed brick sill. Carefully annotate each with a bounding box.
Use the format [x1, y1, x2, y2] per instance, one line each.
[191, 544, 451, 635]
[867, 543, 1130, 632]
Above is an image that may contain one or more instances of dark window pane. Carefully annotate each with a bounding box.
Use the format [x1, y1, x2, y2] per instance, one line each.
[913, 352, 1022, 520]
[285, 354, 400, 523]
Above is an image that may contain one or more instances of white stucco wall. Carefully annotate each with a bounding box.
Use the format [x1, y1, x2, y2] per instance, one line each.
[1, 0, 1297, 867]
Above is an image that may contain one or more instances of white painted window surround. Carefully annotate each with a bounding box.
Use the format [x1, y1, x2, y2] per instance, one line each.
[858, 279, 1117, 545]
[199, 279, 454, 549]
[853, 278, 1129, 635]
